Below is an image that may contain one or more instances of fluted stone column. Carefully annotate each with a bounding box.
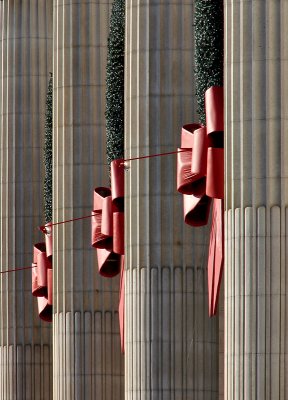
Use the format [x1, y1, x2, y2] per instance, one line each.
[125, 2, 219, 399]
[0, 1, 53, 399]
[53, 1, 124, 399]
[225, 1, 288, 398]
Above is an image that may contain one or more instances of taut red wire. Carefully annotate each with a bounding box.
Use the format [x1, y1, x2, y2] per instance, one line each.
[38, 149, 188, 232]
[2, 149, 188, 275]
[0, 266, 34, 275]
[39, 214, 94, 233]
[122, 149, 190, 163]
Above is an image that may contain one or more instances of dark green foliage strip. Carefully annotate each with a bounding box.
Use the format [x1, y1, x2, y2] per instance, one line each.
[195, 0, 223, 125]
[105, 0, 125, 168]
[44, 74, 53, 224]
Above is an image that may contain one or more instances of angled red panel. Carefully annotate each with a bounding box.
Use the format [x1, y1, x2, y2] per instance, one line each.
[113, 212, 124, 255]
[181, 124, 201, 147]
[118, 256, 125, 353]
[96, 248, 121, 278]
[190, 127, 208, 196]
[207, 199, 224, 317]
[101, 196, 113, 237]
[183, 193, 212, 227]
[206, 147, 224, 199]
[177, 148, 193, 194]
[38, 296, 52, 323]
[47, 268, 53, 306]
[205, 86, 224, 135]
[93, 187, 111, 211]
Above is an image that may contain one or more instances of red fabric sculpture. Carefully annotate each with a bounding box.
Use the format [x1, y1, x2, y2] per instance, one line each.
[91, 187, 121, 277]
[92, 159, 125, 351]
[32, 224, 53, 322]
[177, 86, 224, 316]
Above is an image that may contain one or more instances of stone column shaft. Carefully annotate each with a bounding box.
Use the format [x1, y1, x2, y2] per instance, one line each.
[0, 1, 53, 399]
[125, 2, 219, 399]
[53, 1, 124, 399]
[225, 0, 288, 398]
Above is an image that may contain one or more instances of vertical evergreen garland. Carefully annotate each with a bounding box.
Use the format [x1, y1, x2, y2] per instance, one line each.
[105, 0, 125, 169]
[44, 73, 53, 224]
[195, 0, 223, 125]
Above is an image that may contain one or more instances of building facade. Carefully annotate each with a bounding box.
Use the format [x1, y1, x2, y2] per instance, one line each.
[0, 0, 287, 399]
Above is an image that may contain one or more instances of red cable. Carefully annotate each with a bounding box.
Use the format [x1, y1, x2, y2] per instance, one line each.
[0, 148, 188, 274]
[39, 214, 94, 232]
[38, 149, 190, 231]
[0, 266, 34, 275]
[122, 149, 190, 163]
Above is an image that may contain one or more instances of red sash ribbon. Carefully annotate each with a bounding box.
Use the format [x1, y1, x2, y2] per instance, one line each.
[177, 86, 224, 316]
[32, 223, 53, 322]
[92, 159, 125, 351]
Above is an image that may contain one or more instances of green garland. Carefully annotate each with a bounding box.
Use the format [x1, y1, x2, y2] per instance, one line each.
[195, 0, 223, 125]
[105, 0, 125, 169]
[44, 73, 53, 224]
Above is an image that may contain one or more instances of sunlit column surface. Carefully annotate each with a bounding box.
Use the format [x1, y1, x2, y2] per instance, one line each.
[0, 1, 53, 399]
[53, 1, 124, 399]
[125, 1, 219, 399]
[225, 0, 288, 398]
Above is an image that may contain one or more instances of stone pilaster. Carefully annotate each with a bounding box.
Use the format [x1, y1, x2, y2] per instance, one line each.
[0, 1, 53, 399]
[125, 2, 219, 399]
[225, 0, 288, 398]
[53, 1, 124, 399]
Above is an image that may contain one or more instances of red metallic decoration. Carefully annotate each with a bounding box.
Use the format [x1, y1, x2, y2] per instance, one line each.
[207, 199, 223, 316]
[91, 160, 125, 276]
[91, 187, 121, 277]
[32, 240, 52, 322]
[92, 159, 125, 351]
[37, 296, 52, 322]
[177, 86, 224, 316]
[118, 256, 125, 353]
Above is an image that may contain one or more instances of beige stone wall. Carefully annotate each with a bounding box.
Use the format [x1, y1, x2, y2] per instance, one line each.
[125, 1, 219, 398]
[225, 0, 288, 398]
[0, 1, 53, 398]
[53, 1, 124, 398]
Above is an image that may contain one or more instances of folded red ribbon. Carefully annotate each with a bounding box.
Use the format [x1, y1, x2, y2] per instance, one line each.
[91, 189, 122, 277]
[92, 159, 125, 351]
[111, 159, 125, 352]
[118, 256, 125, 353]
[32, 224, 53, 322]
[177, 86, 224, 316]
[92, 159, 125, 276]
[91, 159, 124, 352]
